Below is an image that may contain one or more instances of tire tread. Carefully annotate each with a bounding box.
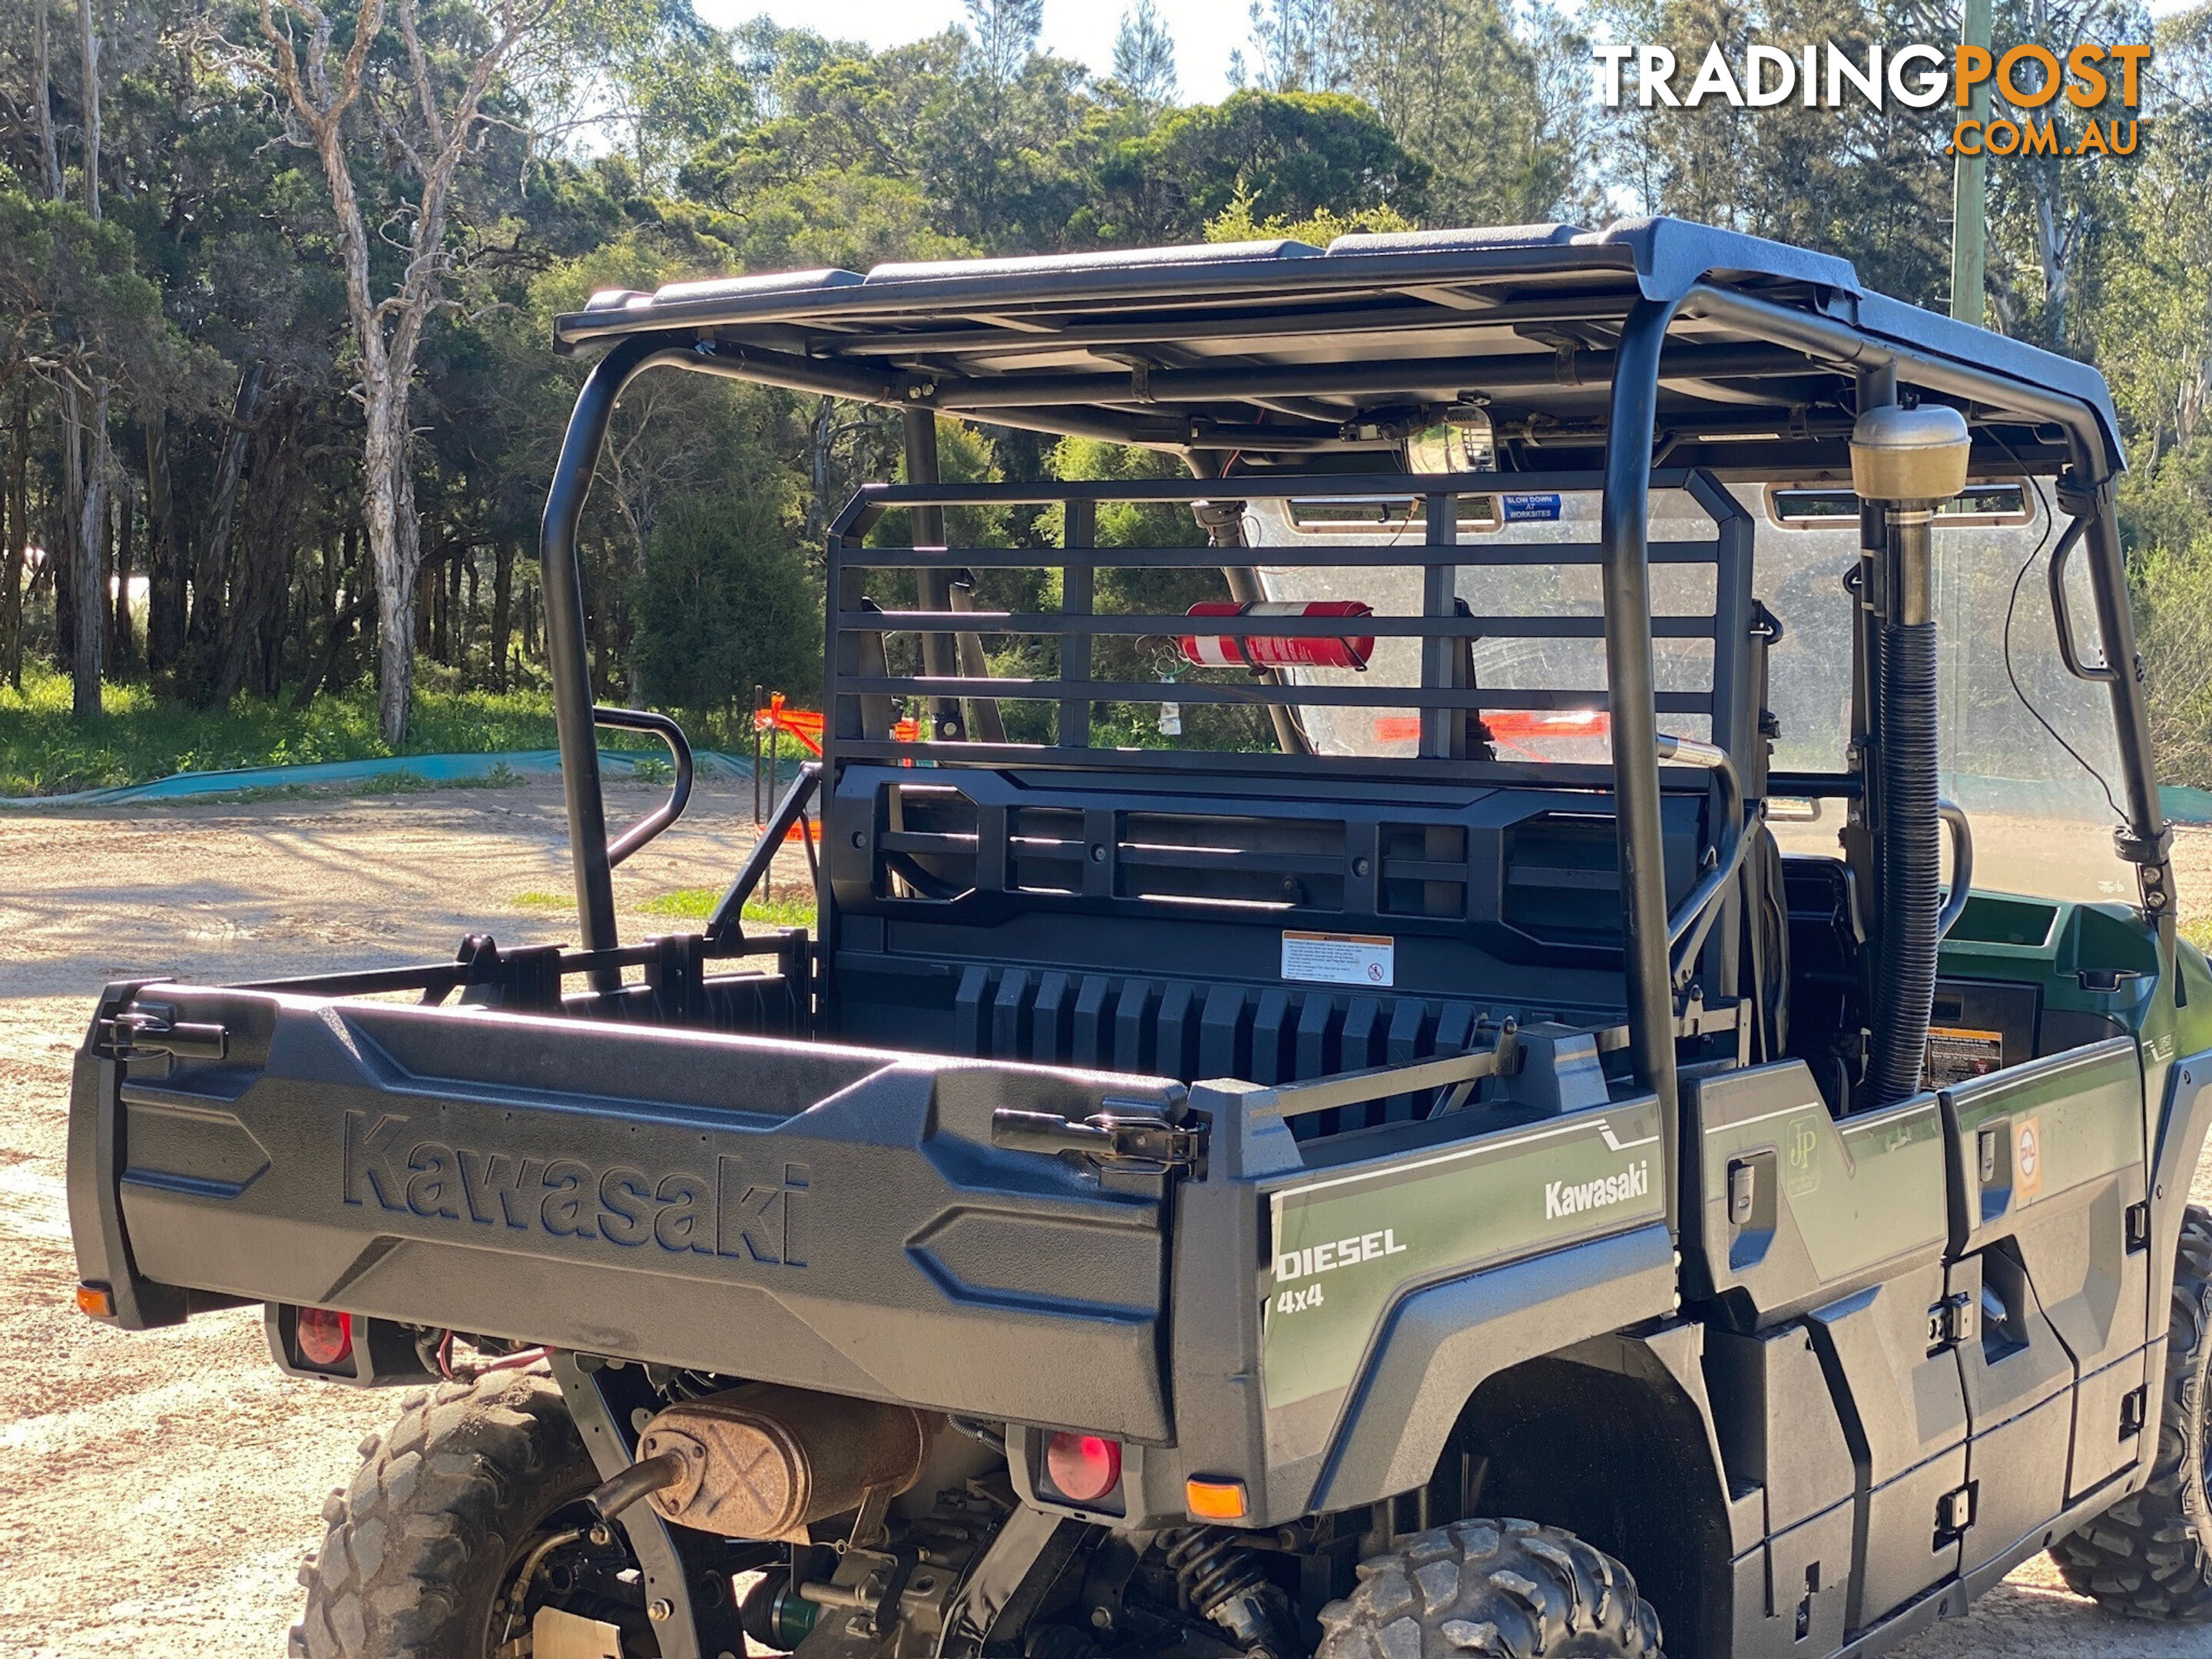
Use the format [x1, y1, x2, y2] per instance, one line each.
[1316, 1519, 1662, 1659]
[2053, 1204, 2212, 1620]
[296, 1369, 595, 1659]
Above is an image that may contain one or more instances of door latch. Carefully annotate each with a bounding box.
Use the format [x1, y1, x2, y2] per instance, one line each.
[2121, 1386, 2148, 1439]
[2127, 1201, 2151, 1253]
[98, 1005, 229, 1062]
[1935, 1483, 1977, 1538]
[991, 1107, 1204, 1171]
[1927, 1292, 1976, 1351]
[1727, 1159, 1757, 1226]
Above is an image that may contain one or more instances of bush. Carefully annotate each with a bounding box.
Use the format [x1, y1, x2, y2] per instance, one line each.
[632, 490, 823, 713]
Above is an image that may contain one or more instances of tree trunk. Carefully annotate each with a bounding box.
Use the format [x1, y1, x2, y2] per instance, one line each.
[34, 0, 61, 199]
[290, 593, 365, 711]
[71, 382, 109, 716]
[78, 0, 100, 218]
[461, 549, 478, 687]
[144, 412, 183, 670]
[363, 388, 419, 745]
[488, 536, 515, 692]
[190, 363, 263, 654]
[215, 419, 300, 704]
[110, 481, 133, 671]
[3, 392, 25, 690]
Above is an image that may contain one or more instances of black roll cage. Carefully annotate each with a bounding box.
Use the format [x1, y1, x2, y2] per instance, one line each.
[535, 279, 2172, 1123]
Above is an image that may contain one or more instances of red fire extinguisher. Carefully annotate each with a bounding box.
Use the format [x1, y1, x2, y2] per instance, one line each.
[1177, 601, 1375, 671]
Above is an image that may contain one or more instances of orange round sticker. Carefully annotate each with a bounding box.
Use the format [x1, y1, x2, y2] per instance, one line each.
[2015, 1117, 2044, 1200]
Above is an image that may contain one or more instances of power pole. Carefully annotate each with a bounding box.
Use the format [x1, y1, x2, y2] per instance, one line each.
[1951, 0, 1993, 326]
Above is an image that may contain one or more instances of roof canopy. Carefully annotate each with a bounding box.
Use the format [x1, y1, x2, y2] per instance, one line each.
[551, 217, 2124, 479]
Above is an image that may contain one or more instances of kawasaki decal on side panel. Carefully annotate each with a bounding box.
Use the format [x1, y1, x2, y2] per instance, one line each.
[1260, 1102, 1665, 1469]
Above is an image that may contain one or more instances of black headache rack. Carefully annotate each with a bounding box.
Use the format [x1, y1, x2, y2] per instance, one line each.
[810, 466, 1765, 1120]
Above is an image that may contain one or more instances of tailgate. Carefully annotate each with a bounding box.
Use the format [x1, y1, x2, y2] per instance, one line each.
[68, 985, 1181, 1440]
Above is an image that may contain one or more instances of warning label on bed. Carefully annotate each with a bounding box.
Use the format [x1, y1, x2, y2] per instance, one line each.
[1281, 931, 1396, 988]
[1926, 1025, 2005, 1087]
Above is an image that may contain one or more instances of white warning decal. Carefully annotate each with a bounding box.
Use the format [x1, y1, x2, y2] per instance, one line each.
[1280, 930, 1395, 988]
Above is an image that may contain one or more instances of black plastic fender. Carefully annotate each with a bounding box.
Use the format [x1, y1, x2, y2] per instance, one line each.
[1301, 1220, 1677, 1514]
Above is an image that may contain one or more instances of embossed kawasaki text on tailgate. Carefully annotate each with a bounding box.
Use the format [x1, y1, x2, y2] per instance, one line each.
[343, 1111, 810, 1266]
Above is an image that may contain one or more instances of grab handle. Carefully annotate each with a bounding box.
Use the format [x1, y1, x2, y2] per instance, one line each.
[1938, 800, 1974, 939]
[594, 707, 694, 867]
[2048, 516, 2116, 684]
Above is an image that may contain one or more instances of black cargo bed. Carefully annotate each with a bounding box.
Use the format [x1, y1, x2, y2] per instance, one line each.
[71, 981, 1184, 1440]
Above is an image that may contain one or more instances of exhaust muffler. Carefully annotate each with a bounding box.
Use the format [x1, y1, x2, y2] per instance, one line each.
[598, 1382, 935, 1541]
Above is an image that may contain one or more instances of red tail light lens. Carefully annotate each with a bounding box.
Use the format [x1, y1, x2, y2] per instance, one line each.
[1045, 1432, 1123, 1503]
[297, 1306, 354, 1369]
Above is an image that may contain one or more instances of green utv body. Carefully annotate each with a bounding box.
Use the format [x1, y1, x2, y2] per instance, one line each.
[68, 218, 2212, 1659]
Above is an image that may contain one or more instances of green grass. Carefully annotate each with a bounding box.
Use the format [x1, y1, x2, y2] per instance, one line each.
[0, 661, 572, 796]
[639, 887, 815, 929]
[507, 886, 814, 930]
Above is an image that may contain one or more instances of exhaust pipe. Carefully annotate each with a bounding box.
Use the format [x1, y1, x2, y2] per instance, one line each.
[617, 1383, 935, 1541]
[1851, 403, 1972, 1105]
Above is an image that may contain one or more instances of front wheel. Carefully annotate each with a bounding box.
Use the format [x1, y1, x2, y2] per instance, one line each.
[293, 1370, 649, 1657]
[1315, 1518, 1663, 1658]
[2052, 1203, 2212, 1618]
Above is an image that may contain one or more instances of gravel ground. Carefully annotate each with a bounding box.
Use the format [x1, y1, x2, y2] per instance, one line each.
[2, 778, 2210, 1657]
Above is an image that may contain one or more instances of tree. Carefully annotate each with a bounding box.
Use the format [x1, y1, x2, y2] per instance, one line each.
[632, 489, 820, 714]
[1233, 0, 1346, 92]
[1110, 0, 1177, 108]
[1336, 0, 1586, 225]
[590, 0, 754, 197]
[249, 0, 573, 743]
[1098, 90, 1429, 243]
[1586, 0, 1953, 304]
[962, 0, 1044, 87]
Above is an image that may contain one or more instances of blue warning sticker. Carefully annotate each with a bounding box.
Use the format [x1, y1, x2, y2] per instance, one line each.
[1502, 493, 1563, 522]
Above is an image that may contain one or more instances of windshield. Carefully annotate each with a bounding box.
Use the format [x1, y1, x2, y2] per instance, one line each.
[1246, 477, 2131, 904]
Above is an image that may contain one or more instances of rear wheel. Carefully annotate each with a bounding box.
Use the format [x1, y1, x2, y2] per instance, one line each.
[2052, 1204, 2212, 1618]
[1315, 1518, 1663, 1658]
[293, 1370, 651, 1657]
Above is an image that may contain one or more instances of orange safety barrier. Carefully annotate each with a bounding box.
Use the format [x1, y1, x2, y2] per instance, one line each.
[754, 693, 920, 754]
[1371, 710, 1608, 749]
[754, 693, 825, 755]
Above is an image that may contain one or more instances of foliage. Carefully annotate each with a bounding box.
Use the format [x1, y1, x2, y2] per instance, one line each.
[633, 488, 821, 712]
[10, 0, 2212, 802]
[0, 659, 565, 795]
[1203, 187, 1415, 247]
[1095, 91, 1429, 241]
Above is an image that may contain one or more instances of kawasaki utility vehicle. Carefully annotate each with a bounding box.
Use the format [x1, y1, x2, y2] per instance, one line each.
[68, 220, 2212, 1659]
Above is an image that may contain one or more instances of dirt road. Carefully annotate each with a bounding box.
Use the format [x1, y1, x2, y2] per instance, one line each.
[2, 779, 2209, 1657]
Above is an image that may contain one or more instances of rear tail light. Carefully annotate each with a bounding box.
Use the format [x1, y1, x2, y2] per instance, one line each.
[1180, 601, 1374, 671]
[296, 1306, 354, 1369]
[1044, 1431, 1123, 1503]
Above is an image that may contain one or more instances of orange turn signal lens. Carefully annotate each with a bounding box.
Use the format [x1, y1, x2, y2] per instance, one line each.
[75, 1282, 116, 1319]
[1185, 1477, 1248, 1521]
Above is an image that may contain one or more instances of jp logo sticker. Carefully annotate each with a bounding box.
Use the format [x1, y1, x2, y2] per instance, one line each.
[1783, 1113, 1823, 1197]
[2015, 1116, 2043, 1201]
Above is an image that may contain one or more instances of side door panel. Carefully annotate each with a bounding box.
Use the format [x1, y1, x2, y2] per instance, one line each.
[1805, 1269, 1967, 1630]
[1940, 1037, 2150, 1508]
[1685, 1062, 1968, 1631]
[1945, 1249, 2073, 1573]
